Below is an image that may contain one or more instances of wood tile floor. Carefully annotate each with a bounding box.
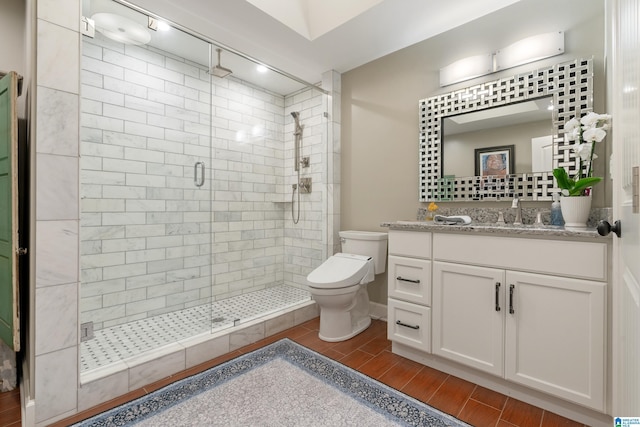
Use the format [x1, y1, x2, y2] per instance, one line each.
[1, 318, 587, 427]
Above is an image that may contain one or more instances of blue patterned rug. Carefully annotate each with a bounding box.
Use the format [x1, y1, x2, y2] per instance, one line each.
[74, 339, 470, 426]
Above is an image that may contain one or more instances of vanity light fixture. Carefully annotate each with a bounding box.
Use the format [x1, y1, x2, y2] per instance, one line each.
[495, 31, 565, 70]
[439, 31, 564, 87]
[439, 54, 493, 87]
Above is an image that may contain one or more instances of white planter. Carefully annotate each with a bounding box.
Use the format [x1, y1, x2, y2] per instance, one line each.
[560, 195, 592, 228]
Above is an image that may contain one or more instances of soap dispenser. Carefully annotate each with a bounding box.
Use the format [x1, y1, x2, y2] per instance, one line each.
[550, 193, 564, 226]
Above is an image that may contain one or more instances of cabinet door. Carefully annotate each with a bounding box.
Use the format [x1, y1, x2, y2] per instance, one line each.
[388, 255, 431, 305]
[505, 271, 606, 411]
[433, 262, 505, 376]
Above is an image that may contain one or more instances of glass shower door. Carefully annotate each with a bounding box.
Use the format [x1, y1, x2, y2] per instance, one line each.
[79, 0, 219, 372]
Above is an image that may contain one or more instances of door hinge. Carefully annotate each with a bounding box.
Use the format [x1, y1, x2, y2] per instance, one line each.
[16, 247, 27, 256]
[80, 322, 94, 342]
[81, 16, 95, 38]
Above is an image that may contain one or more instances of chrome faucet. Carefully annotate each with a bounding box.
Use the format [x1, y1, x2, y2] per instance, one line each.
[512, 197, 523, 225]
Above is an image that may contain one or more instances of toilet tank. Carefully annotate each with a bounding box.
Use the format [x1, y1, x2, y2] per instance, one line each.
[339, 231, 388, 274]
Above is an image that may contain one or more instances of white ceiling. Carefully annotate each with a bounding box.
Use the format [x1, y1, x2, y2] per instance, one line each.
[125, 0, 522, 87]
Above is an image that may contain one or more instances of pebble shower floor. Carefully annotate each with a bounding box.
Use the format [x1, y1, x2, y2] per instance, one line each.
[80, 285, 311, 372]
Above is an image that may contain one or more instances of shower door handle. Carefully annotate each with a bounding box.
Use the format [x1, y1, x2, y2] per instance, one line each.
[194, 161, 205, 187]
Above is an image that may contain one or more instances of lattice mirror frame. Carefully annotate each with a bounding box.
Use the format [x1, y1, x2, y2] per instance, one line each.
[419, 58, 593, 202]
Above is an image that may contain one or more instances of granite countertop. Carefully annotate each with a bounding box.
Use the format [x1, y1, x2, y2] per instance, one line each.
[381, 207, 613, 239]
[380, 220, 608, 239]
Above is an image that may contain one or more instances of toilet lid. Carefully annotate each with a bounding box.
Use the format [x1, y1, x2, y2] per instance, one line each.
[307, 253, 371, 289]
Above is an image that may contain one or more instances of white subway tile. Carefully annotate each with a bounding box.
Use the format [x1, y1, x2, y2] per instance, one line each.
[102, 262, 147, 280]
[82, 84, 125, 106]
[125, 68, 164, 91]
[102, 185, 146, 199]
[83, 55, 125, 79]
[126, 248, 166, 264]
[125, 200, 166, 212]
[124, 122, 166, 140]
[102, 212, 146, 226]
[104, 104, 147, 124]
[82, 198, 125, 212]
[125, 45, 165, 66]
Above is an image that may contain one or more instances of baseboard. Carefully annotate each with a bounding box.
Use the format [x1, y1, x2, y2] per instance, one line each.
[369, 301, 387, 321]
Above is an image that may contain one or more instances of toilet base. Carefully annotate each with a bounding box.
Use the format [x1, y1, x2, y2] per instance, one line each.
[315, 285, 372, 342]
[319, 315, 371, 342]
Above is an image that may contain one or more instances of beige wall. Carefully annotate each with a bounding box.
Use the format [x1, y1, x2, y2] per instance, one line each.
[341, 0, 606, 303]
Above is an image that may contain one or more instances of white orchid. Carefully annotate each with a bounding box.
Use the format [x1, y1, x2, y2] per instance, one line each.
[580, 112, 611, 128]
[582, 127, 607, 143]
[553, 112, 612, 196]
[564, 117, 581, 136]
[573, 142, 597, 161]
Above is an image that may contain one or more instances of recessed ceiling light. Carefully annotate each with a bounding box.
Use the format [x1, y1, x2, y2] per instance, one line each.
[256, 65, 268, 73]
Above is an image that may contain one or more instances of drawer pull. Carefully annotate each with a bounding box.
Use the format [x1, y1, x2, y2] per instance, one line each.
[509, 284, 515, 314]
[396, 320, 420, 330]
[495, 282, 501, 312]
[397, 276, 421, 284]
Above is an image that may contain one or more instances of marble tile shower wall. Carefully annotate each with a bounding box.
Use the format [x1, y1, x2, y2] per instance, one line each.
[284, 90, 326, 288]
[79, 34, 323, 331]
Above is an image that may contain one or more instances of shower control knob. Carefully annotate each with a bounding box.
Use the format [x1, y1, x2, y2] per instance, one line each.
[597, 220, 621, 237]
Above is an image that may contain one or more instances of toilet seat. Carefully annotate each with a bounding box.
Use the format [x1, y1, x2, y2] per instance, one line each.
[307, 253, 374, 289]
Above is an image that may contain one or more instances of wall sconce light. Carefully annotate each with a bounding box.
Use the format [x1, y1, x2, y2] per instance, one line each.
[439, 31, 564, 87]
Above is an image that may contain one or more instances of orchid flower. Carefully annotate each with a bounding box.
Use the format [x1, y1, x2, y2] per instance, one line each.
[553, 112, 611, 196]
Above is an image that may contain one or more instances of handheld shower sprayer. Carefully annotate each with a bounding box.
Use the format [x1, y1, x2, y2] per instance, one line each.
[291, 111, 302, 136]
[291, 112, 303, 171]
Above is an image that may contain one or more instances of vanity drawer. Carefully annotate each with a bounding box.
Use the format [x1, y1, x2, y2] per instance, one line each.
[388, 298, 431, 352]
[433, 234, 608, 281]
[388, 255, 431, 305]
[388, 230, 431, 258]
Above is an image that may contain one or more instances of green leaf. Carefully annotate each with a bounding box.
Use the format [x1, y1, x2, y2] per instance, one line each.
[553, 168, 574, 190]
[570, 177, 602, 196]
[553, 167, 601, 196]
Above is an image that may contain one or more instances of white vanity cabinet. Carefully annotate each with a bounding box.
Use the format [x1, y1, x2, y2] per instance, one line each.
[431, 233, 607, 411]
[387, 230, 432, 352]
[387, 229, 609, 415]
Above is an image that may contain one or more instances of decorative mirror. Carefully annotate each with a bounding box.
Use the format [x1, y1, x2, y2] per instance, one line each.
[419, 58, 593, 202]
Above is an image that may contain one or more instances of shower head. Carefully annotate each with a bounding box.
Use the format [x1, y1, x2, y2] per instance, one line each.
[291, 111, 302, 135]
[291, 111, 301, 127]
[211, 48, 232, 78]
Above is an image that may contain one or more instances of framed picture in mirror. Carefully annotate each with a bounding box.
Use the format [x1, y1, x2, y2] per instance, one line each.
[475, 145, 514, 177]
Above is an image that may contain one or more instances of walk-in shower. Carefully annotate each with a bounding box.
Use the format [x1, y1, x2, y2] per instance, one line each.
[79, 0, 328, 376]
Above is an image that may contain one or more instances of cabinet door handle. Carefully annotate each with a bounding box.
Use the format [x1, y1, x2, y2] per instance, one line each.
[495, 282, 501, 312]
[396, 276, 420, 284]
[509, 284, 515, 314]
[396, 320, 420, 330]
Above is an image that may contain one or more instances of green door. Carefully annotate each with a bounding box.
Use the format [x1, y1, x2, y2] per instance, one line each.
[0, 72, 19, 351]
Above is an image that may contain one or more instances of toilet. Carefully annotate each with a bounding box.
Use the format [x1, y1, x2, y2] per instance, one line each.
[306, 231, 388, 342]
